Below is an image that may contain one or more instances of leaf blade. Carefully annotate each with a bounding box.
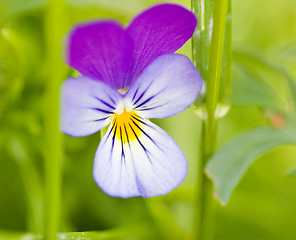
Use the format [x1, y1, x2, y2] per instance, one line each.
[206, 126, 296, 205]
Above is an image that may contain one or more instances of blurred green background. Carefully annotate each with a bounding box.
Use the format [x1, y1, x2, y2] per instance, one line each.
[0, 0, 296, 239]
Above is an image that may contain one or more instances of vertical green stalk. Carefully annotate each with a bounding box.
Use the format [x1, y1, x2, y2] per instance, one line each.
[192, 0, 213, 110]
[192, 0, 230, 240]
[8, 134, 43, 233]
[19, 150, 43, 233]
[206, 0, 229, 122]
[44, 0, 65, 239]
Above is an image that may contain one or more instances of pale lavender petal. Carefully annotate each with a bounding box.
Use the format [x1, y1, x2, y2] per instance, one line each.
[125, 54, 202, 119]
[126, 3, 197, 85]
[61, 76, 122, 137]
[67, 21, 133, 89]
[93, 116, 187, 198]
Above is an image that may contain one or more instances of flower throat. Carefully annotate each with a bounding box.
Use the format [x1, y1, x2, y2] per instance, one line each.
[112, 108, 142, 143]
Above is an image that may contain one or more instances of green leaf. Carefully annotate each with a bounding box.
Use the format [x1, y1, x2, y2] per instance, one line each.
[192, 0, 232, 119]
[191, 0, 213, 84]
[205, 122, 296, 205]
[6, 132, 43, 233]
[0, 0, 47, 24]
[232, 63, 285, 110]
[232, 49, 295, 111]
[287, 168, 296, 176]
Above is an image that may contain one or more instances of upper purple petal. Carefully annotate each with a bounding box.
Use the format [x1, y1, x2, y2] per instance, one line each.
[126, 4, 197, 86]
[67, 21, 133, 89]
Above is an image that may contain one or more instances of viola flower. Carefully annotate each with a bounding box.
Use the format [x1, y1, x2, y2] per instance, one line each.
[62, 3, 202, 198]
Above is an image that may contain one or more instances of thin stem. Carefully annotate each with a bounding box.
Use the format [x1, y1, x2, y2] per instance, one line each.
[21, 153, 43, 233]
[195, 122, 216, 240]
[44, 0, 65, 239]
[192, 0, 229, 240]
[191, 0, 213, 109]
[9, 133, 43, 233]
[206, 0, 229, 124]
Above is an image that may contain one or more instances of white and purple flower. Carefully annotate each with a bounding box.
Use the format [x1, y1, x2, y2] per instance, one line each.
[62, 4, 202, 198]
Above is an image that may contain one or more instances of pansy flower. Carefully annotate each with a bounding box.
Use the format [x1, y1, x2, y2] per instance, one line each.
[62, 4, 202, 198]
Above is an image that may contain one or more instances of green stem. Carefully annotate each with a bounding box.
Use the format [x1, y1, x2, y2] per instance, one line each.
[195, 121, 216, 240]
[206, 0, 229, 122]
[192, 0, 229, 239]
[9, 133, 43, 233]
[44, 0, 65, 239]
[20, 152, 43, 233]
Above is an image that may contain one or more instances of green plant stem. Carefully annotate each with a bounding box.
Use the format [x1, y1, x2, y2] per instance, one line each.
[44, 0, 65, 239]
[194, 0, 229, 240]
[206, 0, 229, 120]
[195, 120, 216, 240]
[9, 133, 43, 233]
[20, 152, 43, 233]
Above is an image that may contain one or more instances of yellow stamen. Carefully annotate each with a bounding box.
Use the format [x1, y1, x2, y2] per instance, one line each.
[112, 108, 141, 143]
[117, 88, 127, 95]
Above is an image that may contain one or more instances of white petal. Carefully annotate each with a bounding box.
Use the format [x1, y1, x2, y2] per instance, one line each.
[93, 114, 187, 198]
[61, 76, 122, 137]
[125, 54, 202, 118]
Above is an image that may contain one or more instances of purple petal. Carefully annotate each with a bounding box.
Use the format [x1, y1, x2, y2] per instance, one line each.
[125, 54, 202, 119]
[93, 115, 187, 198]
[61, 76, 122, 137]
[67, 21, 133, 89]
[126, 3, 197, 85]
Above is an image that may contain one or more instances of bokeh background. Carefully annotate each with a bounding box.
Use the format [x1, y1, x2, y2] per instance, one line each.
[0, 0, 296, 239]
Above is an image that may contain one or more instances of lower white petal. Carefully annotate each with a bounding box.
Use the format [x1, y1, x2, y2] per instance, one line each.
[93, 114, 187, 198]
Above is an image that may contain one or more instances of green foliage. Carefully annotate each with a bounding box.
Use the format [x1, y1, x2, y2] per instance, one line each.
[232, 49, 295, 110]
[287, 168, 296, 176]
[206, 119, 296, 205]
[205, 0, 296, 206]
[192, 0, 232, 119]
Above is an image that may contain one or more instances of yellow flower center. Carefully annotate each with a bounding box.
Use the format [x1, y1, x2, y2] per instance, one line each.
[112, 108, 142, 143]
[117, 88, 127, 95]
